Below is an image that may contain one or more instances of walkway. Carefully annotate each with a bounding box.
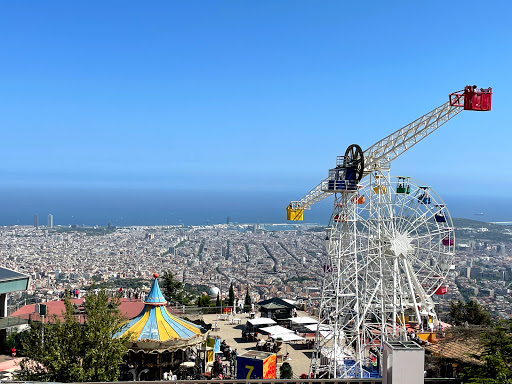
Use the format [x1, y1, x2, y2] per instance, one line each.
[0, 355, 22, 381]
[203, 311, 314, 378]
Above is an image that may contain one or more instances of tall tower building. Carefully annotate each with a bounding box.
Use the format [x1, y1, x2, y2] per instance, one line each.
[34, 214, 38, 228]
[48, 214, 53, 228]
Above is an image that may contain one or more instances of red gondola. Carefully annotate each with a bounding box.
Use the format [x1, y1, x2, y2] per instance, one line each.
[450, 85, 492, 111]
[442, 237, 455, 246]
[435, 286, 448, 295]
[334, 214, 347, 223]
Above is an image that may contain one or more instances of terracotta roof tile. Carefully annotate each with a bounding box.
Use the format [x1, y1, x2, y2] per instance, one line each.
[425, 334, 485, 365]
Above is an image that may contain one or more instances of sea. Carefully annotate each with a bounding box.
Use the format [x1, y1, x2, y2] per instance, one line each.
[1, 187, 511, 227]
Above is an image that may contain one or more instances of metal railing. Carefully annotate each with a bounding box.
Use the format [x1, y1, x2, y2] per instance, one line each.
[0, 316, 28, 329]
[167, 305, 252, 316]
[12, 379, 461, 384]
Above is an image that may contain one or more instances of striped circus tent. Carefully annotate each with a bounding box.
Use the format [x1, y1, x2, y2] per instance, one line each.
[115, 273, 207, 351]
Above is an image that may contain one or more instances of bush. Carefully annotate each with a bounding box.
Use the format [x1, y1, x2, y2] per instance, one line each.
[16, 290, 129, 382]
[449, 299, 491, 326]
[280, 362, 293, 379]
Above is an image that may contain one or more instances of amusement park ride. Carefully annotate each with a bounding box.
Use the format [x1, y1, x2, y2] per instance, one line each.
[286, 85, 492, 379]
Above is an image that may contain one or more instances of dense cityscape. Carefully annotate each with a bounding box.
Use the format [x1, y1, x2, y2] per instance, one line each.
[3, 218, 512, 322]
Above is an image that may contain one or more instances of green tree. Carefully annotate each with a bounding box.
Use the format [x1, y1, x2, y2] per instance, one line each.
[161, 271, 185, 304]
[228, 283, 235, 307]
[16, 290, 129, 382]
[449, 299, 491, 326]
[449, 300, 464, 324]
[197, 294, 212, 308]
[5, 332, 17, 353]
[460, 322, 512, 383]
[466, 299, 492, 326]
[244, 291, 251, 307]
[280, 362, 293, 379]
[216, 293, 221, 308]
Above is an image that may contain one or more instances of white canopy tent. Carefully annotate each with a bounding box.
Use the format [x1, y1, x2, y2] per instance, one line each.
[272, 333, 305, 342]
[259, 325, 294, 336]
[304, 323, 336, 340]
[244, 318, 277, 334]
[305, 323, 333, 332]
[320, 330, 335, 340]
[270, 332, 306, 355]
[288, 316, 318, 325]
[247, 318, 277, 326]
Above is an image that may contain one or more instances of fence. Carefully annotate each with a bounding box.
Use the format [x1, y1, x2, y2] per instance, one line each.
[168, 305, 253, 316]
[0, 316, 28, 330]
[58, 379, 461, 384]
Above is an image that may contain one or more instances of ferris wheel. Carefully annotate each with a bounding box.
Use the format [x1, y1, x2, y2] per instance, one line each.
[286, 86, 492, 378]
[313, 172, 455, 378]
[340, 174, 456, 300]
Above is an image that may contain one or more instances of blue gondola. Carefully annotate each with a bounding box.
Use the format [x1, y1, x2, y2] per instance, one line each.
[418, 195, 431, 204]
[418, 186, 431, 204]
[435, 213, 446, 222]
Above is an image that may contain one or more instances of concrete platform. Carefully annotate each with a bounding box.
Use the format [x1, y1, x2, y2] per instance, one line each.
[202, 312, 314, 378]
[0, 355, 22, 381]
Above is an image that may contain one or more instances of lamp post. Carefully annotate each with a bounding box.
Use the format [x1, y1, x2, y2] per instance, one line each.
[220, 285, 223, 315]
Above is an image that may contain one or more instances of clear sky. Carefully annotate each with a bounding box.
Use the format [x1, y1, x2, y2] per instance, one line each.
[0, 1, 510, 213]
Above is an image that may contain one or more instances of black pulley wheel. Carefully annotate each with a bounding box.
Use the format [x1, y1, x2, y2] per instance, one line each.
[344, 144, 364, 182]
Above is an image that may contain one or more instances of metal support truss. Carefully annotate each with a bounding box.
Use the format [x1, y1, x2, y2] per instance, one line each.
[290, 99, 463, 211]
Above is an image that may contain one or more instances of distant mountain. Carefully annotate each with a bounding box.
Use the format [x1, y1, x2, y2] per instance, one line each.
[452, 217, 512, 229]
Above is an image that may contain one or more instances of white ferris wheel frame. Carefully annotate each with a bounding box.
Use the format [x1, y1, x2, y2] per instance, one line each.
[311, 170, 455, 379]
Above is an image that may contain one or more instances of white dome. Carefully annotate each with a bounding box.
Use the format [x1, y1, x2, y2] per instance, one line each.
[207, 287, 220, 297]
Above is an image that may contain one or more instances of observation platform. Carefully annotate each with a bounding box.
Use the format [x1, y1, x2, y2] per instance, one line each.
[0, 267, 30, 298]
[0, 267, 30, 345]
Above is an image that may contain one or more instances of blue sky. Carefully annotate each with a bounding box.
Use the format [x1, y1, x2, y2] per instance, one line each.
[0, 1, 510, 206]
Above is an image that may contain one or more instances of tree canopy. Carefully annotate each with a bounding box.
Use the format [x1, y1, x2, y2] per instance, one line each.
[196, 294, 212, 308]
[228, 282, 235, 307]
[244, 291, 252, 307]
[449, 299, 491, 326]
[16, 290, 129, 382]
[460, 320, 512, 383]
[280, 362, 293, 379]
[160, 271, 184, 303]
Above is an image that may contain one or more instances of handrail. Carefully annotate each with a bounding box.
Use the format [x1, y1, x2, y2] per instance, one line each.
[0, 315, 28, 329]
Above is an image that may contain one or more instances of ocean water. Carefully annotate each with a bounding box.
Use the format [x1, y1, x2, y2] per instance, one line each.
[442, 195, 512, 224]
[0, 187, 510, 227]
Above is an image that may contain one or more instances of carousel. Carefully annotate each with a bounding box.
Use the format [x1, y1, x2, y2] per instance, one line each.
[115, 273, 209, 380]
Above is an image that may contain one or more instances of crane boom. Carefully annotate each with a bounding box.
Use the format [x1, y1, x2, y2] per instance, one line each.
[362, 101, 461, 174]
[287, 86, 492, 220]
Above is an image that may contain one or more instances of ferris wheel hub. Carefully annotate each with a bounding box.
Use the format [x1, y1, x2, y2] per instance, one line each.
[387, 232, 414, 258]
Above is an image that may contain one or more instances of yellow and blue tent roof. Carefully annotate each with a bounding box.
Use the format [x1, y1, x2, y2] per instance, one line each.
[115, 275, 205, 342]
[145, 275, 167, 305]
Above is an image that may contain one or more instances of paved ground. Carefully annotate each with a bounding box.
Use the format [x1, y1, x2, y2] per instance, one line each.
[203, 312, 315, 379]
[0, 355, 22, 381]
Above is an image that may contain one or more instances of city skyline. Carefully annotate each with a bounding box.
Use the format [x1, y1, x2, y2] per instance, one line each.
[0, 1, 510, 207]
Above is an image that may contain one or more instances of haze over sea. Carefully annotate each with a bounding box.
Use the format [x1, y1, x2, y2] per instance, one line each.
[2, 188, 510, 227]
